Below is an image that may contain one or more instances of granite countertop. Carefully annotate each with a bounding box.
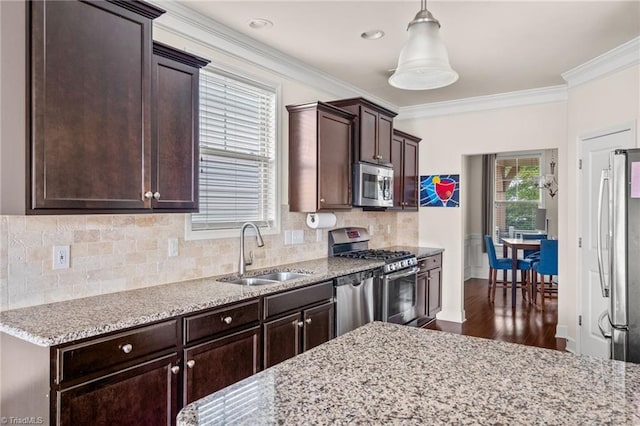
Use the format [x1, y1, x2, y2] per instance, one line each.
[387, 245, 444, 259]
[177, 321, 640, 425]
[0, 257, 383, 346]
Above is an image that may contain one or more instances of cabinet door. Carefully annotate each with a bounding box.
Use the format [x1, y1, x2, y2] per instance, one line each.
[183, 326, 260, 404]
[303, 301, 334, 352]
[56, 354, 178, 426]
[427, 267, 442, 317]
[390, 135, 404, 210]
[317, 111, 352, 210]
[377, 114, 393, 164]
[402, 139, 419, 210]
[151, 54, 199, 211]
[30, 1, 153, 210]
[359, 106, 379, 163]
[263, 312, 302, 369]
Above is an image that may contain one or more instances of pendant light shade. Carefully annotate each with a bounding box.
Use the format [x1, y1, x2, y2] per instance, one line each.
[389, 2, 458, 90]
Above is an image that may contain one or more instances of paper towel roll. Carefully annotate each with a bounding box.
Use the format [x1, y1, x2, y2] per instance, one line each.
[306, 213, 337, 229]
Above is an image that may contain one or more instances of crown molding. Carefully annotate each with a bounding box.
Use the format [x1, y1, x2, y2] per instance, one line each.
[562, 36, 640, 88]
[396, 85, 568, 120]
[150, 0, 398, 113]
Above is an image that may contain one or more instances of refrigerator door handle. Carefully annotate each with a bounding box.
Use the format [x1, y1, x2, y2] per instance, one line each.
[597, 168, 610, 298]
[597, 310, 612, 339]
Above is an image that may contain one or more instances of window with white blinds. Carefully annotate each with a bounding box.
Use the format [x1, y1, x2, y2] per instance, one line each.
[191, 66, 277, 232]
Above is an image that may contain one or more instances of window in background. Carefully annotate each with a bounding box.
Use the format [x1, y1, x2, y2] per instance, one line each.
[494, 153, 542, 240]
[191, 66, 278, 236]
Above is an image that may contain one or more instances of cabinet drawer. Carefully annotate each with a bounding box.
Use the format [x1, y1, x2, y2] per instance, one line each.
[264, 281, 333, 319]
[184, 299, 260, 344]
[419, 254, 442, 270]
[56, 320, 178, 384]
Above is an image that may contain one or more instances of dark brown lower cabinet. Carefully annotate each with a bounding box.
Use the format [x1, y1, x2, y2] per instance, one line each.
[264, 300, 334, 369]
[56, 353, 178, 426]
[416, 254, 443, 323]
[183, 326, 261, 404]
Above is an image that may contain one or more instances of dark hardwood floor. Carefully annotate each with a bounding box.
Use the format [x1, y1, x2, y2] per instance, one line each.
[425, 278, 566, 351]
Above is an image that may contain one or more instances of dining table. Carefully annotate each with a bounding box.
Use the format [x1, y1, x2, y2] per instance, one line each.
[501, 237, 541, 306]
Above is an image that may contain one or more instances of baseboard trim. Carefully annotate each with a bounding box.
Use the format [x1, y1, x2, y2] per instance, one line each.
[555, 324, 576, 353]
[436, 309, 465, 323]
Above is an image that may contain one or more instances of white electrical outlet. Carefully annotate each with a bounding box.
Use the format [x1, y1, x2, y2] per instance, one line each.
[316, 229, 322, 242]
[284, 230, 292, 245]
[387, 224, 392, 235]
[292, 230, 304, 244]
[53, 245, 70, 270]
[168, 238, 179, 257]
[368, 224, 375, 235]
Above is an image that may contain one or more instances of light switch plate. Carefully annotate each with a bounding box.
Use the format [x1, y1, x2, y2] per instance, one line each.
[284, 230, 292, 245]
[53, 245, 70, 270]
[316, 229, 322, 242]
[168, 238, 179, 257]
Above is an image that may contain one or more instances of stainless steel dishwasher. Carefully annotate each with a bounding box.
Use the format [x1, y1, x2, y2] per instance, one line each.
[335, 268, 379, 336]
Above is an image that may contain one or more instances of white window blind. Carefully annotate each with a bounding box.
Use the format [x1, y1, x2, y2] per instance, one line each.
[494, 154, 541, 238]
[192, 67, 277, 231]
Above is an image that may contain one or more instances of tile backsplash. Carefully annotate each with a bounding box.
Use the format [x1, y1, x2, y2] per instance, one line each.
[0, 207, 418, 311]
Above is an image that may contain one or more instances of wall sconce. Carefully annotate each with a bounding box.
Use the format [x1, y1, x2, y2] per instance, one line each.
[537, 158, 558, 198]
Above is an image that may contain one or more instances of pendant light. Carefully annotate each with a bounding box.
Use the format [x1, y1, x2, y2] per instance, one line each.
[389, 0, 458, 90]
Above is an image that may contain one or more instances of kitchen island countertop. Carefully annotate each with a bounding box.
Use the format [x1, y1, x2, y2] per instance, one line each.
[177, 321, 640, 425]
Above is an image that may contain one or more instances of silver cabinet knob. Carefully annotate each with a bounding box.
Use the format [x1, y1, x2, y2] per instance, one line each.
[171, 366, 180, 375]
[296, 321, 304, 328]
[186, 360, 196, 369]
[305, 318, 312, 324]
[222, 316, 233, 324]
[153, 192, 161, 200]
[144, 191, 153, 199]
[120, 343, 133, 354]
[320, 198, 325, 203]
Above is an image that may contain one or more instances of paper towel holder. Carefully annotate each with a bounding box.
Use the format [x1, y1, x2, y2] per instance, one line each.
[306, 212, 337, 229]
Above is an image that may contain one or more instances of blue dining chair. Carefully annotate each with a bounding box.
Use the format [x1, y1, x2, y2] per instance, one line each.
[521, 233, 547, 259]
[484, 235, 532, 302]
[531, 239, 558, 309]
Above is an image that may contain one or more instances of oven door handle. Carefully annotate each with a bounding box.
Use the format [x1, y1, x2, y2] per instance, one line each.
[385, 267, 420, 280]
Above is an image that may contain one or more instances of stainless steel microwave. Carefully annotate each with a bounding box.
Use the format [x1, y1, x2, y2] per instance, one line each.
[353, 162, 394, 208]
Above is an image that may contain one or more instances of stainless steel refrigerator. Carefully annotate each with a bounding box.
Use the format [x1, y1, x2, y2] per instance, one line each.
[598, 148, 640, 364]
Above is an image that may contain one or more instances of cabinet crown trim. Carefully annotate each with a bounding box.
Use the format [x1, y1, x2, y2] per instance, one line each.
[286, 101, 356, 120]
[328, 97, 398, 118]
[107, 0, 166, 19]
[153, 41, 210, 68]
[392, 129, 422, 143]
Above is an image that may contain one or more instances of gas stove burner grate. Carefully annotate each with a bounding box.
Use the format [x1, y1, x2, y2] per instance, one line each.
[336, 249, 413, 262]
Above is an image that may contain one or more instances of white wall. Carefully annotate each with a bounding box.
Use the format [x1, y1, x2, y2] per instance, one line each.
[397, 102, 567, 323]
[563, 64, 640, 345]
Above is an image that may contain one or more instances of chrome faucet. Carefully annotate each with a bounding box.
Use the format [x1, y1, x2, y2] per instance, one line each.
[239, 222, 265, 276]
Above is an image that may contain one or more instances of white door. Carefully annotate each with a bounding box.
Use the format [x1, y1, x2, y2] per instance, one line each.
[579, 126, 635, 358]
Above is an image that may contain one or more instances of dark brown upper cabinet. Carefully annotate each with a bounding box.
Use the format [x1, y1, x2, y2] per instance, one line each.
[328, 98, 397, 166]
[28, 1, 208, 214]
[390, 129, 421, 211]
[152, 42, 209, 212]
[287, 101, 355, 212]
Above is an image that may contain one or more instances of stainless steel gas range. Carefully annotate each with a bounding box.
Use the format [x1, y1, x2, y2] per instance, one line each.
[329, 227, 421, 334]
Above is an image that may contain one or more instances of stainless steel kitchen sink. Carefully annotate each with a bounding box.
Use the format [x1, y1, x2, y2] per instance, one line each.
[222, 271, 311, 285]
[253, 271, 310, 281]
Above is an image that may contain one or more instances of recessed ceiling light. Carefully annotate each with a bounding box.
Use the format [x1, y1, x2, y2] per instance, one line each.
[248, 18, 274, 30]
[361, 30, 385, 40]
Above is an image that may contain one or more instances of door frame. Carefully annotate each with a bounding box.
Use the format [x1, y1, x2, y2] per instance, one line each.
[576, 121, 636, 355]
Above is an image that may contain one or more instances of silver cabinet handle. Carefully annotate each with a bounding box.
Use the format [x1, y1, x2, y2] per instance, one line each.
[597, 169, 610, 298]
[171, 366, 180, 375]
[144, 191, 153, 199]
[320, 198, 325, 203]
[296, 321, 304, 328]
[153, 192, 161, 200]
[120, 344, 133, 354]
[186, 360, 195, 369]
[598, 311, 612, 339]
[222, 316, 233, 324]
[305, 318, 312, 324]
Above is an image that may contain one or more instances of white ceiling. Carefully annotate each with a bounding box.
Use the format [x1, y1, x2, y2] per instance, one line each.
[179, 1, 640, 108]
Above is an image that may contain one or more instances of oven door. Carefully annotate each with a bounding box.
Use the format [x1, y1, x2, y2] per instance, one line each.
[381, 267, 419, 325]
